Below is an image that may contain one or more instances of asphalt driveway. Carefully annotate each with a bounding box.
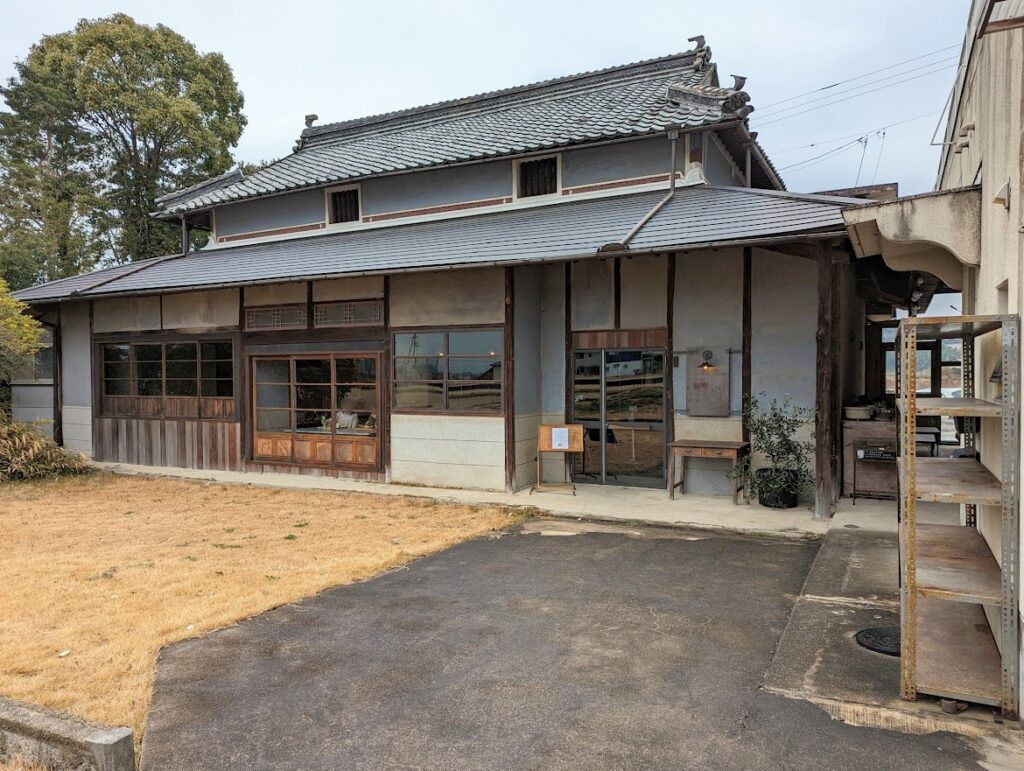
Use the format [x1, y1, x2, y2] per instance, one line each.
[141, 520, 981, 770]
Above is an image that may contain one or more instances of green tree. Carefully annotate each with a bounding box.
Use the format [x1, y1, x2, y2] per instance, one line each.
[1, 13, 247, 269]
[0, 54, 106, 289]
[0, 279, 44, 382]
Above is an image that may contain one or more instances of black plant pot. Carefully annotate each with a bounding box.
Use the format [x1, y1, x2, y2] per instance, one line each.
[755, 468, 800, 509]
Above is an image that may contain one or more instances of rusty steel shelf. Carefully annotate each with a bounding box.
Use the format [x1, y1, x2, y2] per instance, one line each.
[915, 597, 1002, 707]
[915, 524, 1002, 605]
[897, 397, 1002, 418]
[901, 457, 1003, 507]
[897, 313, 1019, 717]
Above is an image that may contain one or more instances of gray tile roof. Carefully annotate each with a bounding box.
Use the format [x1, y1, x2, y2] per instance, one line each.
[18, 186, 860, 303]
[156, 46, 758, 216]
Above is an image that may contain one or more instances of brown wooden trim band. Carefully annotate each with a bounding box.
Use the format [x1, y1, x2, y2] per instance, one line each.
[217, 222, 325, 243]
[562, 174, 673, 196]
[363, 197, 513, 223]
[571, 328, 669, 350]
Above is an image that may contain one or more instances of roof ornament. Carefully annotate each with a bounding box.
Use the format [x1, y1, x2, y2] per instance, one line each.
[730, 75, 747, 91]
[305, 114, 319, 128]
[687, 35, 706, 50]
[722, 89, 753, 118]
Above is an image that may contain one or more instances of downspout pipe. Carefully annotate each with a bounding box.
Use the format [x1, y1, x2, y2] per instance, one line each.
[614, 127, 680, 249]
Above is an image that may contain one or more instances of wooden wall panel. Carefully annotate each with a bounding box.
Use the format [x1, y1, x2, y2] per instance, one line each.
[93, 417, 242, 472]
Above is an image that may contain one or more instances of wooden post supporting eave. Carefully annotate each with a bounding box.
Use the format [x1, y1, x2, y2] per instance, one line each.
[814, 244, 841, 519]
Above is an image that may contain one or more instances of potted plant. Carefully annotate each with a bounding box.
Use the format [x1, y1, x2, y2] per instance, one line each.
[733, 394, 814, 509]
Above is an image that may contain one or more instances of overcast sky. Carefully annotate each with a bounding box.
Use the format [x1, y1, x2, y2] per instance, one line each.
[0, 0, 969, 195]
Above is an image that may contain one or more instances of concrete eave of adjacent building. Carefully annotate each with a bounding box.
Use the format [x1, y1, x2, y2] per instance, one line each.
[841, 186, 982, 291]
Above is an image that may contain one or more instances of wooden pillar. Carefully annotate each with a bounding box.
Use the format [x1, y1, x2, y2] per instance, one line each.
[741, 247, 752, 442]
[815, 244, 841, 519]
[504, 266, 516, 491]
[666, 253, 676, 444]
[51, 308, 64, 447]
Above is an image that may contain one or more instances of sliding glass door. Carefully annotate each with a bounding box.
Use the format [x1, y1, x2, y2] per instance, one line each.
[571, 348, 666, 487]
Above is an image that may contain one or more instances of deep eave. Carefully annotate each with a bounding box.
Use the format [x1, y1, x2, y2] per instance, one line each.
[19, 186, 858, 304]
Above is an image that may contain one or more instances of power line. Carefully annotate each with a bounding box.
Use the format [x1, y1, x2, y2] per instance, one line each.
[769, 110, 940, 154]
[753, 65, 957, 128]
[757, 44, 960, 111]
[853, 136, 871, 186]
[779, 139, 862, 172]
[780, 141, 866, 175]
[754, 57, 958, 121]
[870, 130, 887, 185]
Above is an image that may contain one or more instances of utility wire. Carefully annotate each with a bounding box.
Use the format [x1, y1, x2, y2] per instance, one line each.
[753, 65, 957, 128]
[853, 136, 871, 186]
[770, 110, 940, 154]
[757, 44, 960, 111]
[870, 130, 887, 184]
[753, 57, 958, 121]
[780, 141, 866, 175]
[778, 135, 869, 172]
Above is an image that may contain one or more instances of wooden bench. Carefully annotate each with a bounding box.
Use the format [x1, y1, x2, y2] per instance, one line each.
[668, 439, 750, 504]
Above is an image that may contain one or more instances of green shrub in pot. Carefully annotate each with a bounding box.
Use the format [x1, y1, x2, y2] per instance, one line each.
[732, 394, 814, 508]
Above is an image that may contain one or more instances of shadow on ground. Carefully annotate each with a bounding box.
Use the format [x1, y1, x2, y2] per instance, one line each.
[141, 522, 981, 770]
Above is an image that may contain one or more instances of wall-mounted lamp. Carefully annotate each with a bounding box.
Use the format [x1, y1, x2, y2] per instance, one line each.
[697, 349, 714, 371]
[993, 179, 1011, 210]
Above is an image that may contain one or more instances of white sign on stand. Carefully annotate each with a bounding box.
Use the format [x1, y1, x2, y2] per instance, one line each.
[551, 427, 570, 450]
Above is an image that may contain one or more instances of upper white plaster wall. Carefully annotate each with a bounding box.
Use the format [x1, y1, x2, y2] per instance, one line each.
[244, 282, 307, 306]
[389, 267, 504, 327]
[162, 289, 239, 330]
[215, 188, 324, 237]
[562, 136, 670, 187]
[93, 296, 161, 333]
[362, 161, 511, 215]
[312, 276, 384, 301]
[620, 254, 667, 329]
[750, 248, 817, 408]
[571, 260, 613, 330]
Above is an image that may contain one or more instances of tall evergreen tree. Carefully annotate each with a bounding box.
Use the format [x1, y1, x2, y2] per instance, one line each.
[0, 13, 247, 283]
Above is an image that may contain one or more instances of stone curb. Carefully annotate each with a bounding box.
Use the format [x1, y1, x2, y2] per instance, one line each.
[0, 696, 134, 770]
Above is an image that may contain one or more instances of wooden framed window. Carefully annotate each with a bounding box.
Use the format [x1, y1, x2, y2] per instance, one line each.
[516, 156, 559, 198]
[327, 186, 361, 224]
[99, 339, 235, 419]
[392, 328, 503, 413]
[244, 305, 307, 331]
[313, 299, 384, 328]
[252, 353, 381, 468]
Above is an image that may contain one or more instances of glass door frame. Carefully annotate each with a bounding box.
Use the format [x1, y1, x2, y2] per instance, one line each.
[570, 346, 668, 486]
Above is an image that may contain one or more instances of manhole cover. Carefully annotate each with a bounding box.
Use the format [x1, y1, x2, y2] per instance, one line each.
[855, 626, 900, 656]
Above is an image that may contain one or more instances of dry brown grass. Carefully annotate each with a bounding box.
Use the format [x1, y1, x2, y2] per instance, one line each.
[0, 473, 524, 747]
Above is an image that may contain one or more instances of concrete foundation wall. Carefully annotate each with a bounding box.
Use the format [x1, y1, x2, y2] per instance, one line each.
[10, 384, 54, 435]
[390, 414, 505, 490]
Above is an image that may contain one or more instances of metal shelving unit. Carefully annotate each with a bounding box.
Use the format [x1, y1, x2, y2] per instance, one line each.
[897, 314, 1020, 718]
